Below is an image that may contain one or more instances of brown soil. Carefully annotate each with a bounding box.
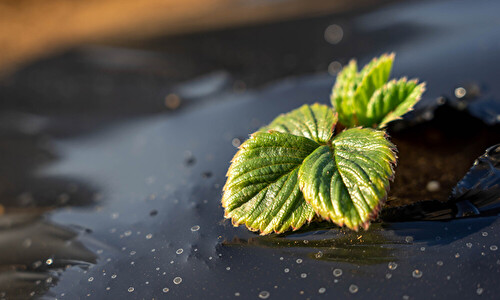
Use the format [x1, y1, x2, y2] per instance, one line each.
[386, 105, 500, 207]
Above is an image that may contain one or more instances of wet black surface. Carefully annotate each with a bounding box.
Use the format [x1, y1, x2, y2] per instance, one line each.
[0, 0, 500, 299]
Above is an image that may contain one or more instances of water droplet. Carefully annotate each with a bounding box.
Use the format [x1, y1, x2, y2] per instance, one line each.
[173, 277, 182, 285]
[130, 251, 136, 256]
[386, 273, 392, 279]
[145, 233, 153, 239]
[482, 231, 488, 237]
[477, 288, 484, 295]
[176, 248, 184, 255]
[466, 242, 473, 248]
[333, 269, 343, 277]
[412, 269, 423, 278]
[402, 295, 410, 300]
[232, 138, 241, 148]
[328, 61, 342, 75]
[184, 152, 196, 166]
[258, 291, 270, 299]
[324, 24, 343, 44]
[420, 247, 426, 252]
[454, 87, 466, 99]
[296, 259, 303, 264]
[319, 287, 326, 294]
[426, 181, 440, 192]
[164, 93, 181, 109]
[405, 236, 413, 243]
[226, 267, 231, 271]
[162, 288, 169, 293]
[315, 251, 323, 258]
[388, 262, 398, 270]
[235, 292, 241, 296]
[455, 253, 460, 258]
[124, 230, 132, 237]
[88, 277, 94, 282]
[284, 268, 290, 273]
[45, 258, 53, 265]
[111, 274, 117, 279]
[191, 225, 200, 232]
[437, 261, 444, 266]
[279, 257, 284, 261]
[490, 245, 498, 251]
[349, 284, 359, 294]
[128, 287, 134, 293]
[300, 273, 307, 278]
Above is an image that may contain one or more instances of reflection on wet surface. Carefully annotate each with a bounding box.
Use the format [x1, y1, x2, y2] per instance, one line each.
[0, 0, 499, 298]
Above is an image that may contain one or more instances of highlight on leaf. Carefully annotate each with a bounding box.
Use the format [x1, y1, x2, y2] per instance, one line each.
[331, 53, 425, 128]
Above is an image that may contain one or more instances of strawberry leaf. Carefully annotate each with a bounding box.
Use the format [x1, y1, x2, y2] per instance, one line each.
[222, 131, 319, 234]
[223, 104, 338, 234]
[298, 128, 396, 230]
[373, 78, 426, 128]
[330, 53, 425, 128]
[260, 103, 337, 143]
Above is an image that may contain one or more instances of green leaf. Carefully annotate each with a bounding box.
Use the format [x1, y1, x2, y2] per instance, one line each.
[353, 53, 394, 125]
[331, 53, 394, 127]
[330, 53, 425, 129]
[260, 103, 337, 144]
[222, 131, 319, 234]
[298, 128, 396, 230]
[331, 60, 358, 127]
[370, 78, 426, 128]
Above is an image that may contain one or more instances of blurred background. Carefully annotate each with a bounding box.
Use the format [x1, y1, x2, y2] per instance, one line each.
[1, 0, 500, 298]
